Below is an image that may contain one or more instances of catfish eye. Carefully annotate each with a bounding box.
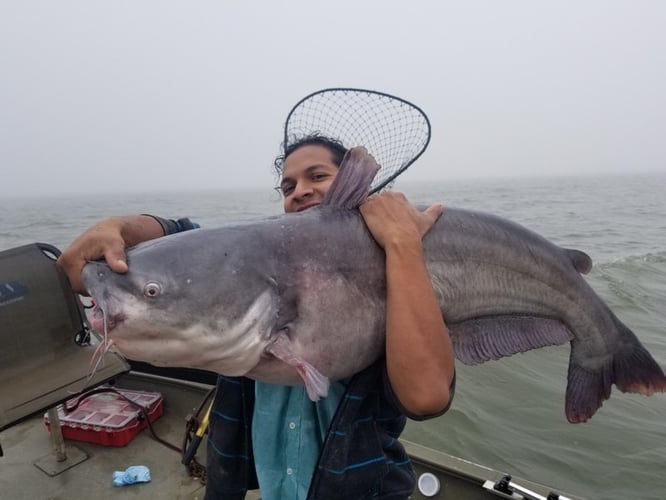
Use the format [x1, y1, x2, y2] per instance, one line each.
[143, 282, 162, 298]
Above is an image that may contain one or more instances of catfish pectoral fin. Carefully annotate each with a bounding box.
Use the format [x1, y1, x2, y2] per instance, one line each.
[265, 335, 330, 401]
[450, 316, 573, 365]
[297, 363, 330, 401]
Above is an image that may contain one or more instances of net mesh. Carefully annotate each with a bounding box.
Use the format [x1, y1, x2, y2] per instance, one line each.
[283, 88, 431, 193]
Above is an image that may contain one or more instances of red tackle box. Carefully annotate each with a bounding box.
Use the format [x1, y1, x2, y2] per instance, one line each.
[44, 388, 163, 447]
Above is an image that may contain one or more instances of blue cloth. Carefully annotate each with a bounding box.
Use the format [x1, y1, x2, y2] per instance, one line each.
[252, 382, 346, 500]
[112, 465, 151, 486]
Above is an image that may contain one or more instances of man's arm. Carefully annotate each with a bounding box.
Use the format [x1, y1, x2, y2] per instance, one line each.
[360, 192, 455, 417]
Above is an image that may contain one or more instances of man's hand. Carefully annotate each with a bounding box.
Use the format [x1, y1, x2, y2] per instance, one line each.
[57, 215, 164, 294]
[359, 192, 444, 250]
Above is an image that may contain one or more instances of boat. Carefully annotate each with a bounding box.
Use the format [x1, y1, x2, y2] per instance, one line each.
[0, 243, 584, 499]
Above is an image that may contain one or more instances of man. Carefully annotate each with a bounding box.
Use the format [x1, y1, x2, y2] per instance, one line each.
[58, 135, 455, 499]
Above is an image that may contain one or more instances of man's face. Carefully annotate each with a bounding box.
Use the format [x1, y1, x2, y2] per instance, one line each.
[280, 145, 339, 213]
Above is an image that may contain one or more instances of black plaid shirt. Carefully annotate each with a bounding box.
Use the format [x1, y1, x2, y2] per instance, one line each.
[204, 360, 454, 500]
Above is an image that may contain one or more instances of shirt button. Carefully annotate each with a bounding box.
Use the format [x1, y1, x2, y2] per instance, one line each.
[286, 468, 293, 475]
[289, 422, 296, 430]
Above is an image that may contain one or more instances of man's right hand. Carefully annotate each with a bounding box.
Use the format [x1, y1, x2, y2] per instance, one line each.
[57, 215, 164, 294]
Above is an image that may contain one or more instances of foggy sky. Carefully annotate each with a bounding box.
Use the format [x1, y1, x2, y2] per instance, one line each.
[1, 1, 665, 198]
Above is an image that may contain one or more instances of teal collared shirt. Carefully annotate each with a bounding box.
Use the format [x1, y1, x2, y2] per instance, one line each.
[252, 381, 347, 500]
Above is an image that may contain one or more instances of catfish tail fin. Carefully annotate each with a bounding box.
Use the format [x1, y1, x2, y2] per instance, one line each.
[565, 321, 666, 423]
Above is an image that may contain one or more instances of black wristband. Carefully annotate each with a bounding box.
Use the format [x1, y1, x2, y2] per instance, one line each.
[141, 214, 199, 236]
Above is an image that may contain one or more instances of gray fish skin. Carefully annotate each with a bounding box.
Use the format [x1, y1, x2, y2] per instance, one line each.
[81, 148, 666, 424]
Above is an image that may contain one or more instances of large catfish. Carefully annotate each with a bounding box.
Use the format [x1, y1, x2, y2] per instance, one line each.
[82, 147, 666, 423]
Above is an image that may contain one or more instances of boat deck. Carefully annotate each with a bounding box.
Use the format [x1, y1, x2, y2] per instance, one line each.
[1, 372, 219, 500]
[0, 371, 582, 500]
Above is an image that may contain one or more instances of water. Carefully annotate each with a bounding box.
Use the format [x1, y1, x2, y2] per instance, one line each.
[1, 172, 665, 500]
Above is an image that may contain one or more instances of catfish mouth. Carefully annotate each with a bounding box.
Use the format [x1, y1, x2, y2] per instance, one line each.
[84, 296, 127, 381]
[86, 301, 125, 334]
[81, 263, 127, 334]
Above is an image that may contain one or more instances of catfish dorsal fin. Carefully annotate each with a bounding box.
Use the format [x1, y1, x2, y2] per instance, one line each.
[566, 248, 593, 274]
[320, 147, 380, 209]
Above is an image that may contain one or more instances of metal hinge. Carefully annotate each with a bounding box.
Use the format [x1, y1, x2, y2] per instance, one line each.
[483, 474, 574, 500]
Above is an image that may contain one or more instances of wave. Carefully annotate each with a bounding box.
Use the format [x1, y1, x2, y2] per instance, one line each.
[596, 250, 666, 270]
[608, 250, 666, 265]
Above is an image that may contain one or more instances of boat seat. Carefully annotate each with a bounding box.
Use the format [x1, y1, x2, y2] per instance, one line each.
[0, 243, 129, 433]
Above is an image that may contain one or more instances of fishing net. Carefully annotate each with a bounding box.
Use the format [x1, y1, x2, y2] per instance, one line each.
[283, 88, 431, 193]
